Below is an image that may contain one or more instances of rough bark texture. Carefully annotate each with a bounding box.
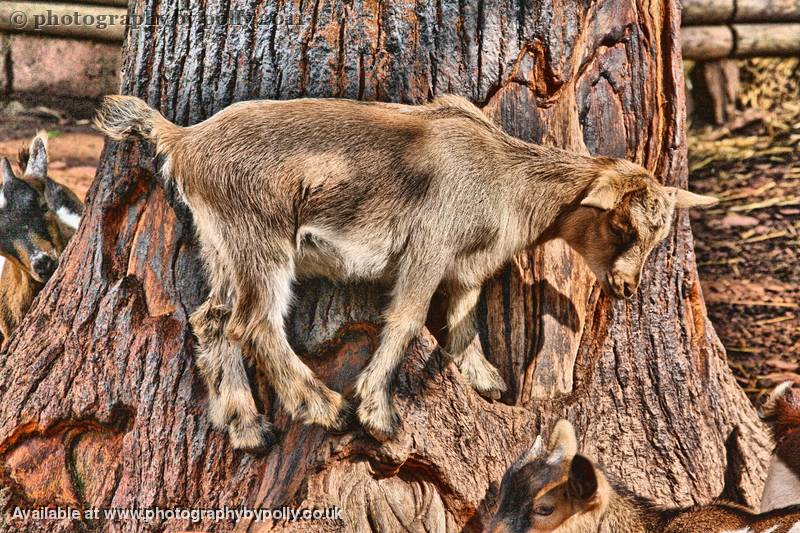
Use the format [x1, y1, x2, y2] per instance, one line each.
[0, 1, 769, 532]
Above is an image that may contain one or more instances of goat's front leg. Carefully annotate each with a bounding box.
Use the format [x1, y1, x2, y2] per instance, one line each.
[190, 299, 277, 452]
[354, 261, 444, 441]
[226, 262, 348, 431]
[446, 284, 506, 400]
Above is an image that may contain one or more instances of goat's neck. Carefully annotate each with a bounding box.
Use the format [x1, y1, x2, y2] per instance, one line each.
[503, 145, 599, 247]
[596, 492, 660, 533]
[560, 491, 659, 533]
[0, 260, 40, 337]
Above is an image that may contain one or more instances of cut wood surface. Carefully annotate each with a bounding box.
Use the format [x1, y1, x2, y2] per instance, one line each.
[0, 1, 768, 532]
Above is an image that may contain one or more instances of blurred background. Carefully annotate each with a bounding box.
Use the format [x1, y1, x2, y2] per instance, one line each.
[0, 0, 795, 404]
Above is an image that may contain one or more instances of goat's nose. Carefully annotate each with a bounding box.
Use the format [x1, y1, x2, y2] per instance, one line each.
[622, 281, 636, 299]
[33, 255, 57, 280]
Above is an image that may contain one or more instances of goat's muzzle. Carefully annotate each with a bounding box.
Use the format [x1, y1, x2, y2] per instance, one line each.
[31, 254, 57, 282]
[605, 272, 638, 300]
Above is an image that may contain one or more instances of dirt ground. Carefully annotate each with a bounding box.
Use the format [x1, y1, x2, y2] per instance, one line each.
[1, 95, 795, 405]
[689, 109, 800, 402]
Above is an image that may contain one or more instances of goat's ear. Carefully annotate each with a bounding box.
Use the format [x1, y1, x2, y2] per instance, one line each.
[581, 171, 619, 211]
[568, 455, 599, 501]
[667, 187, 718, 208]
[1, 157, 16, 187]
[523, 435, 544, 461]
[546, 419, 578, 464]
[758, 380, 794, 421]
[25, 132, 49, 180]
[530, 435, 544, 457]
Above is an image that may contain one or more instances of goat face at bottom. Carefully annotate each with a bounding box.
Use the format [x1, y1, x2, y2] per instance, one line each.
[0, 133, 82, 347]
[0, 158, 65, 284]
[95, 95, 717, 451]
[759, 382, 800, 512]
[489, 420, 800, 533]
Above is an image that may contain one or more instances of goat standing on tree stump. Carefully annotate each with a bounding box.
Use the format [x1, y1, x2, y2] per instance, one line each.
[95, 94, 717, 451]
[0, 133, 83, 347]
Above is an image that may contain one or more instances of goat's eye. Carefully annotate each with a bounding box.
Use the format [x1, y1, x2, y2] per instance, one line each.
[533, 505, 555, 516]
[609, 225, 626, 241]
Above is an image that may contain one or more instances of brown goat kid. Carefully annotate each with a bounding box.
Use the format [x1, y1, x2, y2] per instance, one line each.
[760, 381, 800, 512]
[95, 95, 716, 450]
[0, 133, 82, 347]
[489, 420, 800, 533]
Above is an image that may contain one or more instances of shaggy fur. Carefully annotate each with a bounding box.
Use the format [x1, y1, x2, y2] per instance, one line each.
[95, 94, 716, 449]
[489, 420, 800, 533]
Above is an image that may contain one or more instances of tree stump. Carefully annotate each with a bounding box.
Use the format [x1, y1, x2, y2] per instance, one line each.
[0, 1, 768, 532]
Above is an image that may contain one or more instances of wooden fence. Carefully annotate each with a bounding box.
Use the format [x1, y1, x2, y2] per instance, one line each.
[682, 0, 800, 59]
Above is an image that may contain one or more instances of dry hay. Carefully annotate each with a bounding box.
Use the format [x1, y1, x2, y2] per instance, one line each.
[738, 58, 800, 112]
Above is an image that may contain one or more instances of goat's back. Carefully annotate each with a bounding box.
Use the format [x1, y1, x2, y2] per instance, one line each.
[661, 503, 800, 532]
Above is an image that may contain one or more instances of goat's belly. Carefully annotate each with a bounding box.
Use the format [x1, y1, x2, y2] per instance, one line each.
[294, 226, 393, 282]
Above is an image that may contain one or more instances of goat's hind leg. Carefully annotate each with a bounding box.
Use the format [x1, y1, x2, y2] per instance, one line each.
[226, 259, 349, 432]
[190, 299, 277, 452]
[445, 284, 506, 399]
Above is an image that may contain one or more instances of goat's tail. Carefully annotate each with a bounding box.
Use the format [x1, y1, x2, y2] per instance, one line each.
[94, 95, 180, 145]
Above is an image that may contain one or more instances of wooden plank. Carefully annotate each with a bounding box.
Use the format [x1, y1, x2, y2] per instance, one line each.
[735, 22, 800, 56]
[738, 0, 800, 22]
[683, 0, 800, 24]
[682, 25, 734, 59]
[0, 1, 126, 42]
[682, 23, 800, 59]
[682, 0, 734, 25]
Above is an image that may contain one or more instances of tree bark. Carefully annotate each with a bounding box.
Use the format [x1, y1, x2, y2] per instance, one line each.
[0, 1, 768, 532]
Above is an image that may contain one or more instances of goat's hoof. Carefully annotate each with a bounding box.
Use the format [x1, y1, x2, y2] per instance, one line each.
[460, 361, 507, 401]
[229, 415, 278, 454]
[328, 402, 357, 435]
[364, 424, 397, 443]
[299, 387, 348, 430]
[477, 387, 503, 401]
[356, 401, 399, 443]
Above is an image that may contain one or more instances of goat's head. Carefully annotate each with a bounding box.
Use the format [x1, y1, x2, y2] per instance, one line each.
[488, 420, 608, 533]
[0, 157, 66, 283]
[559, 158, 717, 299]
[19, 131, 84, 231]
[759, 381, 800, 440]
